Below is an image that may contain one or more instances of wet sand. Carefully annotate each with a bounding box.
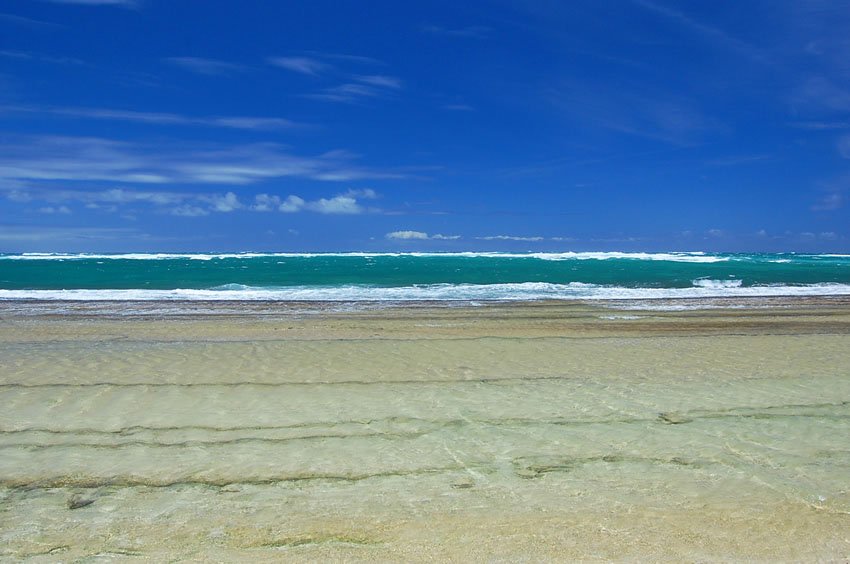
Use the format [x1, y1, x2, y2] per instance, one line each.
[1, 298, 849, 561]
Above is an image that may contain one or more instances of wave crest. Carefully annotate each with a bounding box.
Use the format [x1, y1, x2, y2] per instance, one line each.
[2, 282, 850, 302]
[692, 279, 743, 289]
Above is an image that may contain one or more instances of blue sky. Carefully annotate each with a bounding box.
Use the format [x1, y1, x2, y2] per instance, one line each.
[1, 0, 849, 252]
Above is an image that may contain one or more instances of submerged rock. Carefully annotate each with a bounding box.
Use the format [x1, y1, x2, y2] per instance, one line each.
[67, 496, 95, 510]
[658, 412, 693, 425]
[451, 477, 475, 489]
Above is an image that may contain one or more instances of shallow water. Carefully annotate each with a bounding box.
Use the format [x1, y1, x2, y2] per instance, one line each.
[1, 300, 849, 560]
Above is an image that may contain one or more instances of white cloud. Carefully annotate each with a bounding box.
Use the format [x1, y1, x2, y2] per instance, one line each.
[387, 230, 429, 240]
[252, 193, 281, 212]
[170, 205, 209, 217]
[165, 57, 245, 76]
[279, 195, 306, 213]
[97, 188, 184, 204]
[205, 191, 241, 212]
[279, 189, 377, 214]
[86, 202, 118, 212]
[386, 230, 461, 240]
[268, 56, 329, 76]
[309, 195, 362, 214]
[5, 185, 381, 217]
[38, 205, 71, 214]
[476, 235, 544, 241]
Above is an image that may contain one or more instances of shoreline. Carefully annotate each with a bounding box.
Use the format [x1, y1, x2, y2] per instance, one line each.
[3, 293, 850, 313]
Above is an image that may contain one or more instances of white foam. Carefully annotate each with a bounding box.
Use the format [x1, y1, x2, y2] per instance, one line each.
[692, 279, 743, 289]
[2, 282, 850, 302]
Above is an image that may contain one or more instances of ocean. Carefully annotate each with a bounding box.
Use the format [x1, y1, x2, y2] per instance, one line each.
[1, 251, 850, 302]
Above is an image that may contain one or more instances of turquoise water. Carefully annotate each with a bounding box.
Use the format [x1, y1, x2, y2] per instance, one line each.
[1, 252, 849, 300]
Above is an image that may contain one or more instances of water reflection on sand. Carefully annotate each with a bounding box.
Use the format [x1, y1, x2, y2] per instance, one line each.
[1, 299, 849, 561]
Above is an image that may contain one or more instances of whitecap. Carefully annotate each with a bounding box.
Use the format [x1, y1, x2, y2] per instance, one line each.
[3, 281, 850, 302]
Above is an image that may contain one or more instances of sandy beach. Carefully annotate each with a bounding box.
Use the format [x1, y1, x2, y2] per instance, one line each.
[1, 298, 849, 561]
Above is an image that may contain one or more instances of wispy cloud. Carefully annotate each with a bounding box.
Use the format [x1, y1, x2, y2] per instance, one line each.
[0, 136, 409, 186]
[787, 120, 850, 130]
[421, 25, 491, 39]
[632, 0, 769, 64]
[0, 50, 85, 65]
[839, 134, 850, 159]
[386, 230, 460, 240]
[812, 168, 850, 211]
[303, 51, 383, 66]
[1, 105, 303, 131]
[705, 154, 771, 166]
[306, 83, 383, 103]
[267, 56, 329, 76]
[268, 53, 402, 103]
[793, 77, 850, 113]
[442, 104, 474, 111]
[0, 12, 60, 28]
[546, 78, 723, 145]
[812, 192, 844, 211]
[0, 225, 141, 243]
[306, 75, 403, 104]
[39, 0, 139, 6]
[354, 75, 402, 89]
[209, 116, 302, 130]
[165, 57, 246, 76]
[11, 187, 187, 207]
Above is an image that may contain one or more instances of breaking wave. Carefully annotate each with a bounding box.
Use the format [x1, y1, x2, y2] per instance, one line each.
[2, 282, 850, 301]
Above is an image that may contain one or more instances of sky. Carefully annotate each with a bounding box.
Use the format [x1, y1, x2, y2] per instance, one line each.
[1, 0, 849, 253]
